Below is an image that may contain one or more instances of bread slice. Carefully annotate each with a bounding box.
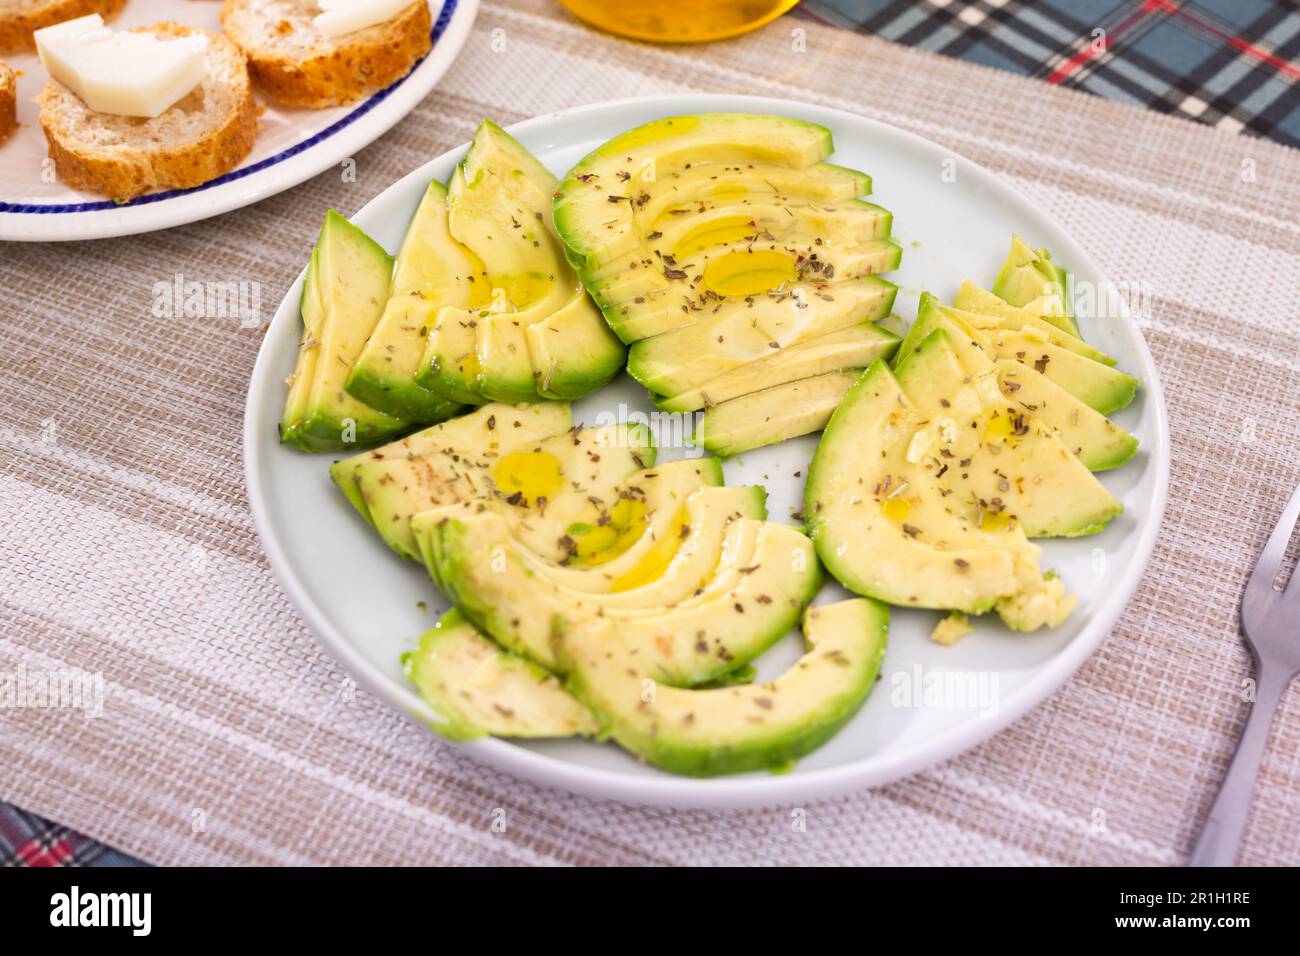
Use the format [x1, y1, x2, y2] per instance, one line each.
[0, 57, 15, 143]
[37, 22, 257, 202]
[221, 0, 432, 109]
[0, 0, 126, 53]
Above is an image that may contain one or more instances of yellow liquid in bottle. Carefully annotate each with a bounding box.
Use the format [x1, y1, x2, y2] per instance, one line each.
[559, 0, 801, 43]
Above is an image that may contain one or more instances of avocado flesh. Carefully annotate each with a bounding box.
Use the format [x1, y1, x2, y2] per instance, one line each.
[904, 292, 1137, 415]
[893, 330, 1122, 538]
[555, 113, 903, 456]
[899, 296, 1138, 471]
[582, 197, 893, 286]
[627, 275, 897, 394]
[631, 161, 871, 232]
[652, 321, 898, 412]
[341, 409, 655, 563]
[418, 483, 766, 614]
[596, 238, 902, 343]
[417, 121, 624, 405]
[426, 509, 822, 682]
[410, 457, 730, 595]
[329, 401, 571, 526]
[344, 182, 472, 423]
[566, 598, 888, 776]
[280, 213, 410, 452]
[995, 362, 1137, 471]
[526, 299, 626, 400]
[405, 610, 599, 741]
[409, 600, 889, 778]
[987, 329, 1136, 415]
[554, 114, 837, 271]
[914, 286, 1114, 366]
[805, 359, 1074, 626]
[950, 282, 1112, 365]
[992, 235, 1082, 338]
[696, 370, 862, 458]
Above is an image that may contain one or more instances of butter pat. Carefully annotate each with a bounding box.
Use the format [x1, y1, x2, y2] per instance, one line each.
[315, 0, 413, 38]
[34, 15, 208, 119]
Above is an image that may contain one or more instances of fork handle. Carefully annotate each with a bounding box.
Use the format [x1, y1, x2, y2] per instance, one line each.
[1188, 664, 1292, 867]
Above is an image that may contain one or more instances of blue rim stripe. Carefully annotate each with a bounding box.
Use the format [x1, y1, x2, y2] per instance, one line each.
[0, 0, 460, 216]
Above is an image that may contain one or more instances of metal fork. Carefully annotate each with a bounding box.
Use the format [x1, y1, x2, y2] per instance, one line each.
[1189, 482, 1300, 866]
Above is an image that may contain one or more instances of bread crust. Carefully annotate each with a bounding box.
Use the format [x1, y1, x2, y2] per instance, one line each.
[0, 0, 127, 53]
[37, 23, 258, 202]
[221, 0, 433, 109]
[0, 57, 15, 143]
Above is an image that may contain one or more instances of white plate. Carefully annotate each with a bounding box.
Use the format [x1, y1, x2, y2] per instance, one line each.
[244, 94, 1170, 809]
[0, 0, 477, 242]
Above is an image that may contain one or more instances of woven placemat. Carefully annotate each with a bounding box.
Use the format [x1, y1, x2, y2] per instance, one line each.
[1, 0, 1297, 865]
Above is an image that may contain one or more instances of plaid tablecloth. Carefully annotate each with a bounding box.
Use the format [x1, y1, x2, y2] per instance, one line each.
[3, 0, 1299, 867]
[801, 0, 1300, 148]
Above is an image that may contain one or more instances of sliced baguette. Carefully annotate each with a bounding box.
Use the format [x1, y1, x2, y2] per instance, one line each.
[37, 22, 257, 202]
[0, 57, 14, 143]
[0, 0, 125, 53]
[220, 0, 432, 109]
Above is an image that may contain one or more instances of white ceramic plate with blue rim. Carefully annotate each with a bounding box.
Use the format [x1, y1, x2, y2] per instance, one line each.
[0, 0, 477, 242]
[244, 94, 1170, 809]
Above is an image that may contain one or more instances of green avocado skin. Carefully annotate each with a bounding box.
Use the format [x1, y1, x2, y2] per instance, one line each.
[279, 414, 408, 453]
[563, 584, 885, 782]
[344, 367, 464, 426]
[413, 354, 489, 407]
[430, 520, 561, 666]
[430, 517, 859, 777]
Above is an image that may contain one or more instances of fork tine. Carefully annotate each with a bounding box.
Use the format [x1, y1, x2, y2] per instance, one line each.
[1252, 481, 1300, 596]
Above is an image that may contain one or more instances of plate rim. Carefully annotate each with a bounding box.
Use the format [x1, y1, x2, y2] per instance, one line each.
[0, 0, 479, 243]
[242, 92, 1171, 809]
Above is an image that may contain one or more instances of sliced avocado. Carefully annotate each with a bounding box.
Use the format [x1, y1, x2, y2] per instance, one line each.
[279, 247, 324, 447]
[904, 287, 1114, 367]
[805, 360, 1034, 613]
[410, 457, 731, 595]
[634, 161, 871, 229]
[479, 420, 655, 563]
[627, 275, 897, 395]
[902, 292, 1137, 415]
[992, 236, 1082, 338]
[418, 482, 766, 614]
[328, 401, 573, 555]
[405, 610, 599, 741]
[279, 212, 410, 452]
[950, 281, 1111, 365]
[655, 322, 899, 412]
[416, 299, 489, 406]
[583, 197, 893, 287]
[526, 297, 625, 400]
[695, 370, 862, 458]
[431, 121, 625, 404]
[595, 238, 902, 344]
[893, 329, 1121, 538]
[555, 114, 837, 274]
[587, 200, 899, 304]
[566, 598, 888, 776]
[349, 412, 655, 563]
[554, 113, 900, 345]
[345, 182, 472, 423]
[991, 328, 1136, 415]
[995, 362, 1138, 471]
[426, 509, 822, 682]
[898, 295, 1138, 470]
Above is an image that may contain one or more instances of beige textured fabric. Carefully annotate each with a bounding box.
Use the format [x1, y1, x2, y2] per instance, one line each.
[1, 0, 1298, 866]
